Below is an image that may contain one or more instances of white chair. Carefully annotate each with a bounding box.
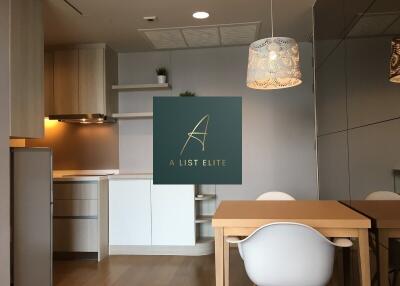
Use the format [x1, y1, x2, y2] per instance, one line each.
[365, 191, 400, 201]
[229, 191, 296, 257]
[256, 191, 295, 201]
[227, 222, 352, 286]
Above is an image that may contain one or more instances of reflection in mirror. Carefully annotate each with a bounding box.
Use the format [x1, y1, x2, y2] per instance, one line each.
[314, 0, 400, 284]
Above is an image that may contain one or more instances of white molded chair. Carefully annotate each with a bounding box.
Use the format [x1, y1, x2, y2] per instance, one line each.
[227, 222, 352, 286]
[230, 191, 296, 257]
[365, 191, 400, 201]
[256, 191, 295, 201]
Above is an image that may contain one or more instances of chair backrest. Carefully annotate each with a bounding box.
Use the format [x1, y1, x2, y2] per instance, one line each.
[239, 223, 335, 286]
[365, 191, 400, 200]
[256, 191, 295, 201]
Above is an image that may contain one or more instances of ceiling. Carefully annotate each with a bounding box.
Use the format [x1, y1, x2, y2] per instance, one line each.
[44, 0, 315, 52]
[347, 0, 400, 38]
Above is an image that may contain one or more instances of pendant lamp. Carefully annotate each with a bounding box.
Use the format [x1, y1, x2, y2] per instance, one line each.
[390, 37, 400, 83]
[247, 0, 302, 90]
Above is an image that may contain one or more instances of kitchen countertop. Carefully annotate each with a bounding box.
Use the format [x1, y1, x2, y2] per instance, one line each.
[108, 173, 153, 179]
[53, 170, 153, 181]
[53, 169, 116, 182]
[53, 175, 109, 182]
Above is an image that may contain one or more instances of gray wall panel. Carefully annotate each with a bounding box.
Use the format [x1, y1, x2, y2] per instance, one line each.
[346, 37, 400, 128]
[316, 41, 347, 135]
[317, 132, 350, 200]
[348, 119, 400, 200]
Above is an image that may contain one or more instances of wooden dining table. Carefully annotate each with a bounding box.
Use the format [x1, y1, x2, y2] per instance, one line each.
[341, 200, 400, 286]
[212, 200, 372, 286]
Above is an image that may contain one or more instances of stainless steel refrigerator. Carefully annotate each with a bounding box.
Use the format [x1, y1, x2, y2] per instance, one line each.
[11, 147, 53, 286]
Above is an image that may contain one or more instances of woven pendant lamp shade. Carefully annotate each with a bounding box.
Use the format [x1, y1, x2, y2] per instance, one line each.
[247, 37, 302, 90]
[390, 37, 400, 83]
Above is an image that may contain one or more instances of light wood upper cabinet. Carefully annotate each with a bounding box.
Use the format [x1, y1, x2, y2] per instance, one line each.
[48, 44, 117, 116]
[78, 48, 105, 114]
[44, 52, 54, 117]
[10, 0, 44, 138]
[53, 49, 79, 115]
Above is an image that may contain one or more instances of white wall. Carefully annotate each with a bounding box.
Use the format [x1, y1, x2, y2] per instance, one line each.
[0, 0, 10, 284]
[118, 44, 318, 201]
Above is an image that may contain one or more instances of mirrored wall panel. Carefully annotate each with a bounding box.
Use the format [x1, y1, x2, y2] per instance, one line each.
[314, 0, 400, 284]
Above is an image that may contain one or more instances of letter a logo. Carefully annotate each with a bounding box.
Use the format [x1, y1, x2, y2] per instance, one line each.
[180, 114, 210, 155]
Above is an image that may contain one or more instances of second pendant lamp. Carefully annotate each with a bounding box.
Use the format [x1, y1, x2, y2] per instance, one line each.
[247, 0, 302, 90]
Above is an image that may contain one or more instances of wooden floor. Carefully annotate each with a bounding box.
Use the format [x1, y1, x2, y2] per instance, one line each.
[54, 249, 348, 286]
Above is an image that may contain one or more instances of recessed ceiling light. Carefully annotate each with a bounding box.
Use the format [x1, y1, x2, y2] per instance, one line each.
[193, 11, 209, 19]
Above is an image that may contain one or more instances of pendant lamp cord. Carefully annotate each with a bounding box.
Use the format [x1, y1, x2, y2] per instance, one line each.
[270, 0, 274, 38]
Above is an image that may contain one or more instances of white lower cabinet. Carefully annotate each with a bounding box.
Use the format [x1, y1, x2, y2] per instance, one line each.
[108, 179, 195, 248]
[109, 179, 152, 245]
[151, 181, 195, 246]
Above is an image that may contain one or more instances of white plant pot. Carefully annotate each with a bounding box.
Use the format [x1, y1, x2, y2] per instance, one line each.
[157, 75, 167, 84]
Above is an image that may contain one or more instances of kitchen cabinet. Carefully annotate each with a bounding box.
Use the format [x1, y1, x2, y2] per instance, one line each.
[53, 179, 109, 261]
[53, 219, 98, 252]
[50, 44, 118, 116]
[78, 48, 105, 114]
[11, 148, 52, 286]
[108, 178, 195, 250]
[151, 182, 195, 245]
[53, 49, 79, 114]
[44, 52, 54, 117]
[10, 0, 44, 138]
[109, 179, 152, 245]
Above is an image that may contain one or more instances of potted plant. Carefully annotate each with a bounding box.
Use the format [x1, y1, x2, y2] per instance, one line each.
[156, 67, 167, 84]
[179, 91, 196, 97]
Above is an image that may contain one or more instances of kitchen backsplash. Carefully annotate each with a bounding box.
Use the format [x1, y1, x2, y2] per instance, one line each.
[27, 119, 118, 170]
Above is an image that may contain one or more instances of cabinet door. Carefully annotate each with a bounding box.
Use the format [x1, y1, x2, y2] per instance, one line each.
[109, 180, 152, 245]
[44, 52, 53, 117]
[53, 218, 98, 252]
[53, 49, 79, 114]
[78, 48, 105, 114]
[151, 182, 195, 246]
[10, 0, 44, 138]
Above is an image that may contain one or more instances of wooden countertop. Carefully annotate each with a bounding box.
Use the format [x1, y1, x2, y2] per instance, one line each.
[108, 173, 153, 180]
[212, 200, 371, 229]
[341, 200, 400, 228]
[53, 175, 108, 182]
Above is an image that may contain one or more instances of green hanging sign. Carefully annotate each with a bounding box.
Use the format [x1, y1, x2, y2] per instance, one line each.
[153, 97, 242, 184]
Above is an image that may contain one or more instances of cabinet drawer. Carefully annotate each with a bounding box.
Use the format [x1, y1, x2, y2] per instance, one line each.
[54, 199, 97, 217]
[53, 182, 98, 200]
[53, 218, 98, 252]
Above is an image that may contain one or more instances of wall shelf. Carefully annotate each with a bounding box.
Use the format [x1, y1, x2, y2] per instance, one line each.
[112, 112, 153, 119]
[195, 194, 216, 201]
[195, 215, 213, 224]
[112, 83, 171, 91]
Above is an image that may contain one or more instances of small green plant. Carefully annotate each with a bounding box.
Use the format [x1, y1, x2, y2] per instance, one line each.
[179, 91, 196, 97]
[156, 67, 167, 76]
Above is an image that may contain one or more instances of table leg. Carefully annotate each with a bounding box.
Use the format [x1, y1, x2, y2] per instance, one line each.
[342, 246, 351, 286]
[358, 229, 371, 286]
[224, 238, 230, 286]
[215, 227, 224, 286]
[378, 230, 389, 286]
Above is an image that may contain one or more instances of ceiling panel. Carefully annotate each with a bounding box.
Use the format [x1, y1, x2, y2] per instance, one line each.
[140, 22, 260, 50]
[182, 27, 220, 47]
[143, 29, 187, 49]
[220, 23, 259, 45]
